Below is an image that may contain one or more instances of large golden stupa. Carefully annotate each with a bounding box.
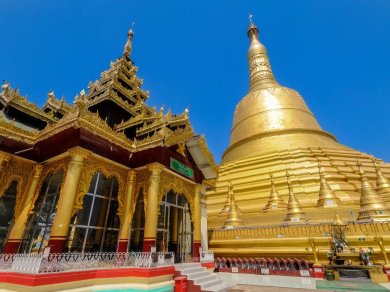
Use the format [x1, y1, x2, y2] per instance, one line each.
[207, 19, 390, 263]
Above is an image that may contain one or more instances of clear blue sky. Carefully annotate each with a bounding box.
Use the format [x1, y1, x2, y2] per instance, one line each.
[1, 1, 389, 163]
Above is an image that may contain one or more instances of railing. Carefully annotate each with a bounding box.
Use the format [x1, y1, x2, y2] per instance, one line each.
[0, 252, 174, 274]
[209, 221, 390, 240]
[200, 251, 214, 263]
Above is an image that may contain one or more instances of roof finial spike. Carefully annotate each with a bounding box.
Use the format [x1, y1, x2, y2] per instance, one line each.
[124, 21, 135, 58]
[248, 12, 254, 24]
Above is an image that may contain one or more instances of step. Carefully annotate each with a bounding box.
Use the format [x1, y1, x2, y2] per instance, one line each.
[175, 263, 201, 271]
[180, 267, 206, 275]
[192, 274, 216, 285]
[186, 270, 210, 280]
[201, 279, 223, 289]
[203, 282, 235, 292]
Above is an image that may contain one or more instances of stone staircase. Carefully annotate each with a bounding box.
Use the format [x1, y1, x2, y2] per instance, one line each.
[175, 263, 234, 292]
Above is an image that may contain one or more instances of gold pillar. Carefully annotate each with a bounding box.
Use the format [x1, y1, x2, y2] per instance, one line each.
[143, 163, 163, 251]
[118, 170, 137, 252]
[48, 149, 88, 253]
[4, 164, 43, 253]
[171, 207, 179, 243]
[0, 152, 11, 185]
[170, 207, 179, 254]
[193, 184, 202, 259]
[376, 237, 390, 265]
[309, 238, 319, 264]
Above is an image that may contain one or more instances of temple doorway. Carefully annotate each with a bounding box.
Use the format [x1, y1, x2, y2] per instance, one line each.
[157, 191, 192, 263]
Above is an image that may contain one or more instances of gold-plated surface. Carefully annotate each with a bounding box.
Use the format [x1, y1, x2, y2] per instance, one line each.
[223, 20, 342, 164]
[317, 165, 341, 207]
[263, 174, 286, 211]
[284, 171, 307, 223]
[357, 162, 390, 221]
[374, 159, 390, 202]
[207, 18, 390, 262]
[333, 212, 345, 226]
[222, 182, 244, 229]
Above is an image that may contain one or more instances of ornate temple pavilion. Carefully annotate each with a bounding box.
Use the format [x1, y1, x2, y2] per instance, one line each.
[0, 27, 217, 261]
[207, 19, 390, 265]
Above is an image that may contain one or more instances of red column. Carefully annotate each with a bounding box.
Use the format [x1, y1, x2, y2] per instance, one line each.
[143, 238, 156, 252]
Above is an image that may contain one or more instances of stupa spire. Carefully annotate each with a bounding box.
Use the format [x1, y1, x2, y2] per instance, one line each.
[124, 21, 135, 58]
[373, 159, 390, 202]
[284, 171, 307, 223]
[356, 161, 390, 221]
[263, 174, 287, 211]
[223, 17, 339, 164]
[247, 15, 278, 90]
[223, 182, 244, 229]
[316, 165, 341, 207]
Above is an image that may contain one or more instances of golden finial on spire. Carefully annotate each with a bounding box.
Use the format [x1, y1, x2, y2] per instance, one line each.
[222, 181, 244, 229]
[356, 161, 390, 222]
[124, 21, 135, 58]
[245, 13, 278, 91]
[263, 174, 287, 211]
[284, 171, 307, 223]
[373, 158, 390, 202]
[248, 12, 254, 24]
[316, 164, 341, 207]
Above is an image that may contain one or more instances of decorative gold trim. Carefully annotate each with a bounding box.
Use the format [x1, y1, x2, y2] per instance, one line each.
[72, 154, 128, 222]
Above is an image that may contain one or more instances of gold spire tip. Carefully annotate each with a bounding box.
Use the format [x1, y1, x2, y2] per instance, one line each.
[124, 21, 135, 57]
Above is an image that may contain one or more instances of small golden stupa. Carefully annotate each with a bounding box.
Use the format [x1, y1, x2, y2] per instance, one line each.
[284, 171, 307, 223]
[222, 182, 244, 229]
[317, 165, 341, 208]
[357, 161, 390, 221]
[374, 159, 390, 202]
[263, 174, 287, 211]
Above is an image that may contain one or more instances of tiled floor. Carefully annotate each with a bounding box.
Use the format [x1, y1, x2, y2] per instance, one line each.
[216, 272, 317, 290]
[229, 284, 326, 291]
[217, 272, 390, 291]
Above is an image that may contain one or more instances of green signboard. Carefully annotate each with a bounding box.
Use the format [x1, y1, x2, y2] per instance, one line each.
[170, 158, 194, 179]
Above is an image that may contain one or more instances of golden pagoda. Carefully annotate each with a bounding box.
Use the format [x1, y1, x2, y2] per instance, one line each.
[207, 17, 390, 264]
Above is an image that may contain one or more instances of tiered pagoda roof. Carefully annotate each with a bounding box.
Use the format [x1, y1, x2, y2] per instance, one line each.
[0, 27, 217, 181]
